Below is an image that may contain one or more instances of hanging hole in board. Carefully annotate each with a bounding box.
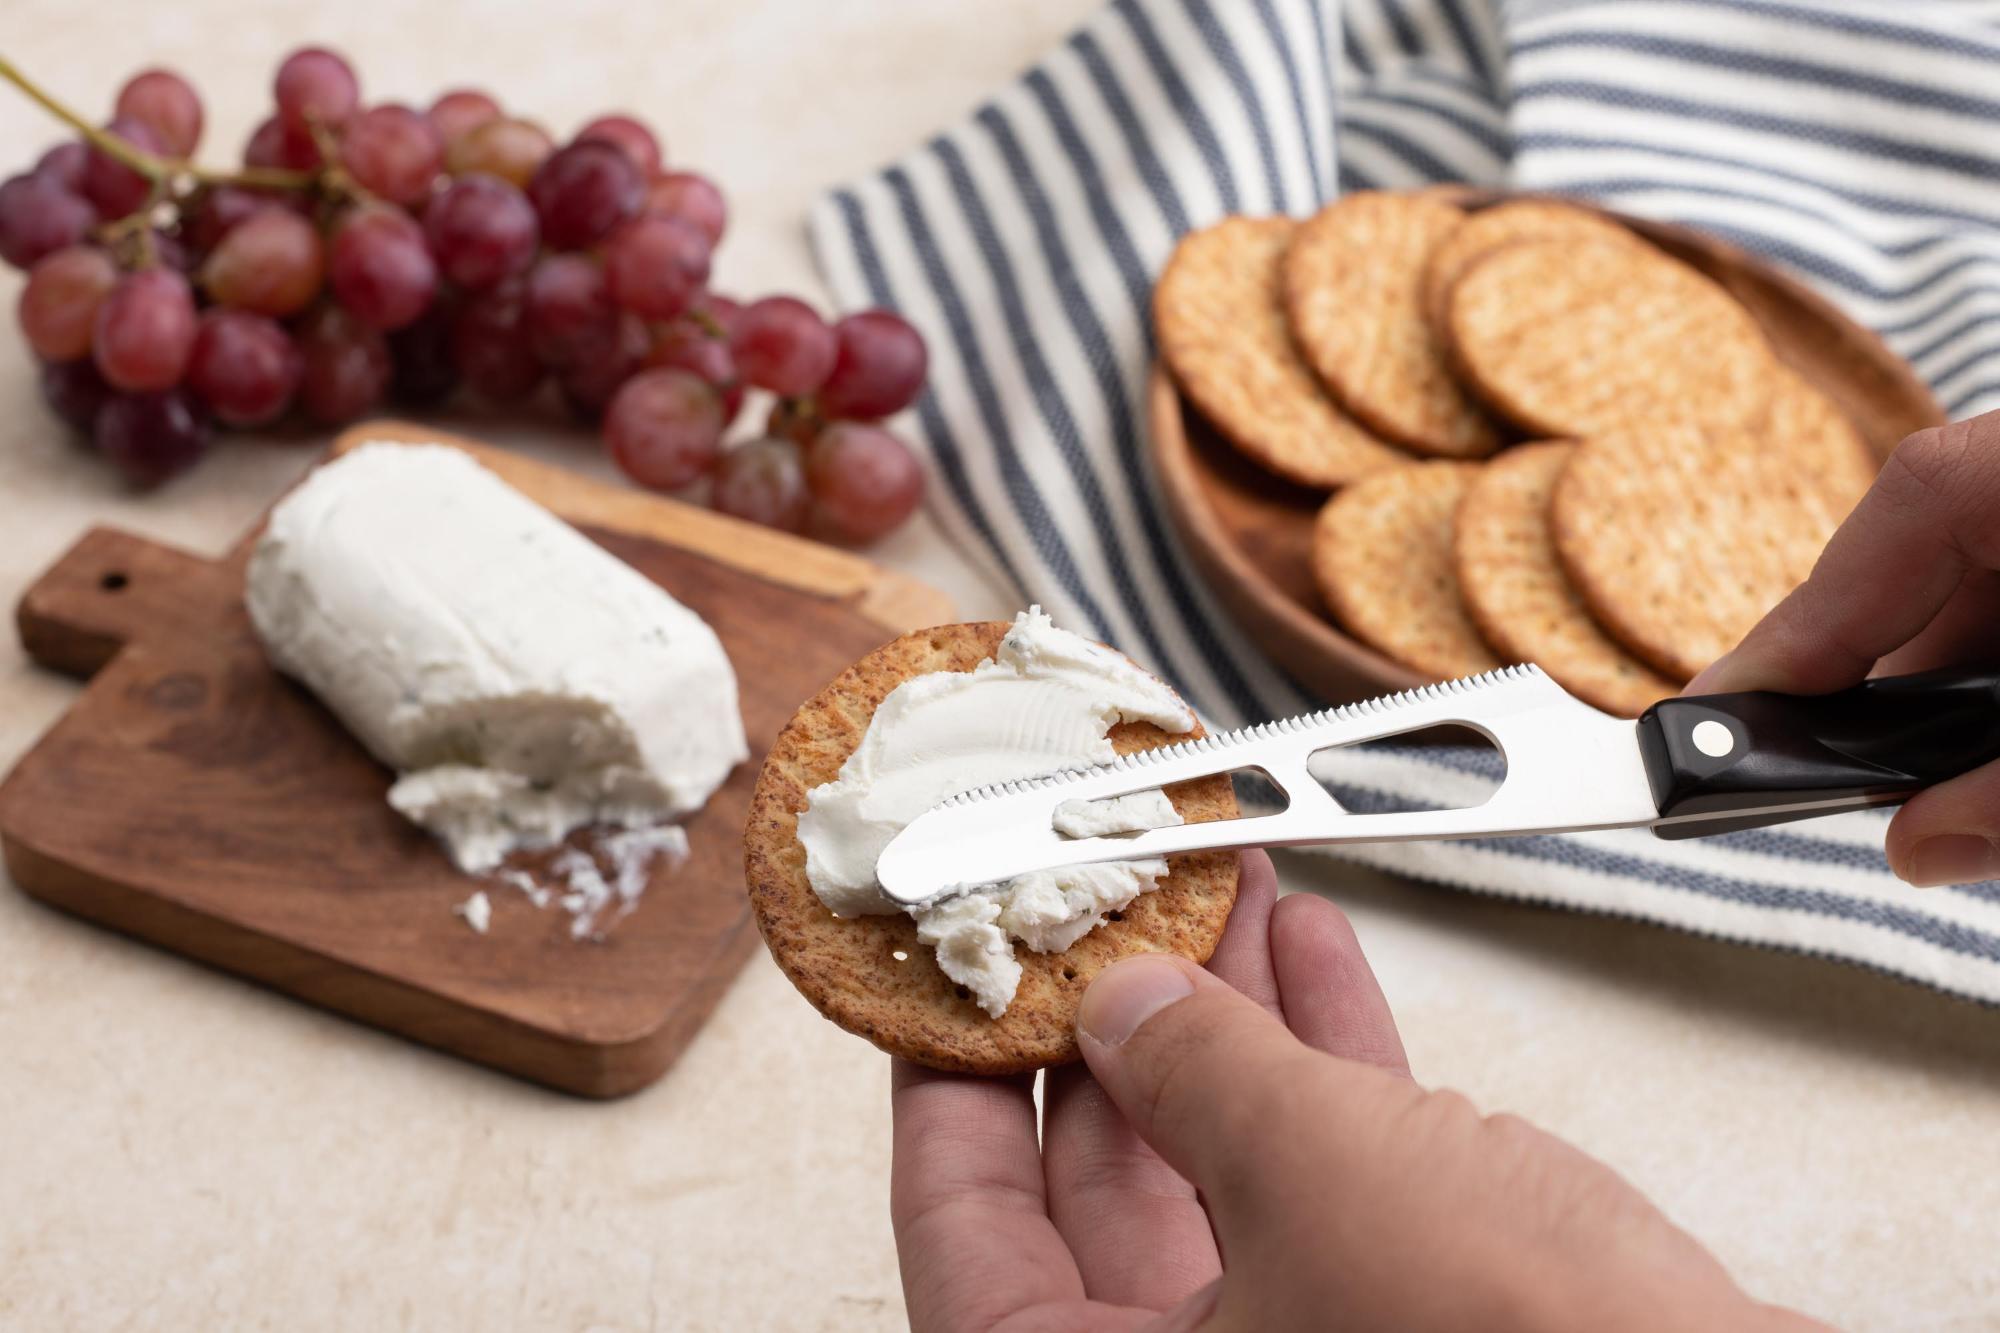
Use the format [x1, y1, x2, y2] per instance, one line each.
[891, 949, 908, 963]
[100, 571, 129, 592]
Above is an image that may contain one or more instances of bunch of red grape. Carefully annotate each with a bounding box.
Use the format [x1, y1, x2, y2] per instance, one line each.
[0, 48, 927, 542]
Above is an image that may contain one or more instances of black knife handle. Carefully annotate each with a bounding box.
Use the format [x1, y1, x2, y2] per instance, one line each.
[1636, 668, 2000, 839]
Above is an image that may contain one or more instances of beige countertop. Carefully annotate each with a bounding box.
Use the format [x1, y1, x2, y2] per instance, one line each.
[3, 2, 1998, 1329]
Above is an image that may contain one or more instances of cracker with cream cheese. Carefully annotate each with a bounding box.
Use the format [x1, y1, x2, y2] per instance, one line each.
[742, 620, 1240, 1074]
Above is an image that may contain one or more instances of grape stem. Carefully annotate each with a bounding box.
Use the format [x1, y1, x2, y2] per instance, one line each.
[0, 53, 315, 193]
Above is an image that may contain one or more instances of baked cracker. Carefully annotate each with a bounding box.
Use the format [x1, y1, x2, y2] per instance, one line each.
[742, 622, 1241, 1075]
[1551, 417, 1874, 681]
[1454, 441, 1682, 718]
[1423, 198, 1643, 334]
[1313, 461, 1507, 680]
[1447, 237, 1778, 438]
[1284, 192, 1503, 459]
[1156, 215, 1409, 488]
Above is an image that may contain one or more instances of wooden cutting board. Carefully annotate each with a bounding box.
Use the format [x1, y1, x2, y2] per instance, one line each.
[0, 421, 952, 1098]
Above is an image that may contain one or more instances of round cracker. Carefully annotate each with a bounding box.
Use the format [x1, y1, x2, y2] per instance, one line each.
[1156, 215, 1410, 488]
[1423, 198, 1643, 333]
[1763, 367, 1878, 488]
[1551, 419, 1873, 681]
[742, 622, 1241, 1075]
[1313, 461, 1506, 679]
[1283, 192, 1502, 459]
[1447, 237, 1779, 438]
[1454, 442, 1682, 718]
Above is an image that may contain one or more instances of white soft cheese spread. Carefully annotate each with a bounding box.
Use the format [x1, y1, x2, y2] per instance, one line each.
[796, 609, 1193, 1018]
[246, 442, 749, 872]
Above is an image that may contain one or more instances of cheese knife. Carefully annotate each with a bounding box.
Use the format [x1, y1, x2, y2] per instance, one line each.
[873, 664, 2000, 908]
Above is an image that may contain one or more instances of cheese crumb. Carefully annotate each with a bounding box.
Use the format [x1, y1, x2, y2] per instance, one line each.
[454, 891, 492, 934]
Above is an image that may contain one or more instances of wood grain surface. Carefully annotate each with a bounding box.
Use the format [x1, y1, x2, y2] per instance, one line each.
[1153, 191, 1946, 705]
[0, 422, 952, 1098]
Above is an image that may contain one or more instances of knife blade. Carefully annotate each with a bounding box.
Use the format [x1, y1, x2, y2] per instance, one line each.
[873, 665, 2000, 909]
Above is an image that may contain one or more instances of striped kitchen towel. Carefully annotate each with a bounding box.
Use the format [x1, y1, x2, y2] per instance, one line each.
[809, 0, 2000, 1003]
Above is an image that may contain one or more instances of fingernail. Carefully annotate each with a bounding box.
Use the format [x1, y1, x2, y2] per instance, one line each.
[1905, 835, 2000, 887]
[1078, 955, 1196, 1046]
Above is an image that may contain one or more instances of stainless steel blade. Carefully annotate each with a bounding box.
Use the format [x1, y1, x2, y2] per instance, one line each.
[873, 664, 1661, 907]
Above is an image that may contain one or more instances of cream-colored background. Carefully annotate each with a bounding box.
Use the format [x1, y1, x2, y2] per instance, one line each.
[2, 2, 1996, 1329]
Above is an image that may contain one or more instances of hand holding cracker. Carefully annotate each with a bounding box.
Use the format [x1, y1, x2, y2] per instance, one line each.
[1693, 410, 2000, 889]
[890, 851, 1824, 1333]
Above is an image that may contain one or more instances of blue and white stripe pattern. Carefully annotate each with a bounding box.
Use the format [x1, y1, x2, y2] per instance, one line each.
[810, 0, 2000, 1003]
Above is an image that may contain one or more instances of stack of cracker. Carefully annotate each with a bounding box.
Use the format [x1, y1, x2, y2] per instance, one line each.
[1155, 191, 1880, 717]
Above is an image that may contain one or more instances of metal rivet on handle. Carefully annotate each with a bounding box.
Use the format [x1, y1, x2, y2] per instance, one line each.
[1691, 719, 1735, 758]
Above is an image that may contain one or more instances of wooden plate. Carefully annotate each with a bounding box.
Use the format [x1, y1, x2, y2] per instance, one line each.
[1151, 189, 1948, 705]
[1, 423, 951, 1098]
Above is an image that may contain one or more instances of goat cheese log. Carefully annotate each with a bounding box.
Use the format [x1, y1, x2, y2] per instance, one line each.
[246, 442, 749, 872]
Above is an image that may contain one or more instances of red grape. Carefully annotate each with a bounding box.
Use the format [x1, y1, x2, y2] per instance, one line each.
[647, 320, 743, 422]
[339, 104, 443, 206]
[96, 388, 209, 488]
[428, 89, 501, 146]
[445, 117, 551, 188]
[528, 140, 640, 250]
[84, 117, 165, 219]
[730, 296, 836, 397]
[806, 421, 925, 542]
[424, 174, 538, 290]
[34, 142, 90, 193]
[19, 245, 117, 361]
[182, 185, 274, 254]
[274, 47, 359, 132]
[689, 291, 743, 337]
[243, 115, 322, 172]
[604, 214, 710, 320]
[115, 69, 204, 157]
[39, 356, 111, 434]
[388, 301, 460, 407]
[524, 252, 611, 364]
[187, 308, 302, 426]
[712, 438, 810, 532]
[0, 172, 96, 269]
[765, 397, 822, 448]
[329, 206, 438, 331]
[556, 313, 649, 419]
[645, 171, 725, 246]
[451, 279, 543, 402]
[296, 304, 391, 422]
[605, 368, 724, 489]
[201, 208, 323, 316]
[147, 228, 193, 273]
[577, 114, 662, 178]
[93, 266, 196, 391]
[818, 309, 928, 419]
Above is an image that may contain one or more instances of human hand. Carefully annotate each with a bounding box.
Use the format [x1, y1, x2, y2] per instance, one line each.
[890, 851, 1823, 1331]
[1688, 410, 2000, 887]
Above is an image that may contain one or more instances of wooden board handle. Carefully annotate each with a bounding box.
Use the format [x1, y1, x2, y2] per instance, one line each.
[16, 528, 225, 679]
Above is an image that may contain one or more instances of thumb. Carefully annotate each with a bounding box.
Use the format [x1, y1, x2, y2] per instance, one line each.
[1075, 953, 1414, 1240]
[1887, 760, 2000, 887]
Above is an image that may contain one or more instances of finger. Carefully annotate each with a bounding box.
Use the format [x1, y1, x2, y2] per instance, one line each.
[1041, 1066, 1219, 1309]
[1074, 954, 1418, 1250]
[1202, 849, 1283, 1017]
[890, 1060, 1082, 1333]
[1037, 854, 1275, 1306]
[1689, 414, 2000, 695]
[1270, 893, 1410, 1075]
[1886, 760, 2000, 887]
[1877, 569, 2000, 676]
